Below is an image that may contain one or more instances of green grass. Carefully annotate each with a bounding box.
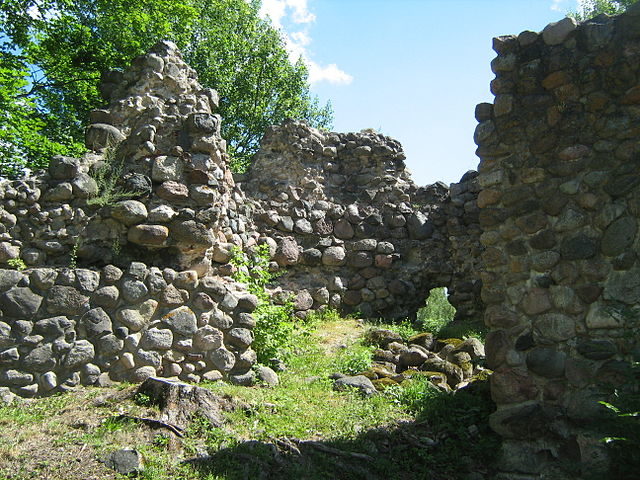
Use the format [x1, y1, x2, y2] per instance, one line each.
[0, 316, 498, 480]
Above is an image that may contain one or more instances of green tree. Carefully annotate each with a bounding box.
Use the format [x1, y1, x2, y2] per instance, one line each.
[570, 0, 636, 20]
[0, 0, 332, 176]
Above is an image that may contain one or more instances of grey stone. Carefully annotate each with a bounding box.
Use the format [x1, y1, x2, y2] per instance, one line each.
[399, 347, 429, 367]
[121, 279, 149, 303]
[257, 366, 279, 386]
[130, 366, 157, 382]
[91, 286, 120, 309]
[586, 304, 626, 329]
[0, 287, 43, 317]
[322, 246, 346, 266]
[0, 242, 19, 262]
[63, 340, 95, 369]
[526, 348, 566, 378]
[208, 347, 235, 371]
[227, 328, 253, 348]
[274, 237, 299, 266]
[23, 344, 56, 372]
[85, 123, 125, 150]
[542, 17, 577, 45]
[111, 200, 148, 226]
[75, 269, 100, 292]
[140, 328, 173, 350]
[193, 325, 223, 351]
[219, 293, 239, 312]
[294, 290, 314, 311]
[0, 270, 24, 292]
[105, 448, 143, 475]
[34, 316, 71, 337]
[0, 369, 33, 386]
[40, 371, 58, 391]
[152, 156, 183, 182]
[71, 173, 98, 198]
[236, 294, 259, 313]
[128, 224, 170, 247]
[533, 313, 575, 343]
[102, 265, 123, 284]
[333, 375, 377, 396]
[48, 156, 79, 180]
[577, 340, 617, 360]
[135, 349, 162, 368]
[46, 286, 89, 315]
[96, 334, 123, 356]
[560, 234, 597, 260]
[0, 347, 19, 364]
[294, 218, 313, 234]
[334, 219, 355, 239]
[604, 267, 640, 305]
[116, 300, 158, 332]
[407, 212, 433, 239]
[162, 306, 197, 335]
[602, 217, 636, 257]
[81, 363, 101, 385]
[169, 220, 214, 247]
[229, 370, 255, 386]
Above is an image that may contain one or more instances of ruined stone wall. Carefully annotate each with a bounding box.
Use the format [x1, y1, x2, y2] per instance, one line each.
[477, 6, 640, 478]
[240, 122, 483, 320]
[0, 41, 261, 395]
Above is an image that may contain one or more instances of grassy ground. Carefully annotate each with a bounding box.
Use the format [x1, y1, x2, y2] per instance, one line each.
[0, 316, 498, 480]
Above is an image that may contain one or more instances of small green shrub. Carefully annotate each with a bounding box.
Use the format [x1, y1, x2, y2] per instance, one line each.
[384, 375, 442, 414]
[252, 301, 297, 363]
[333, 344, 374, 375]
[417, 287, 456, 334]
[7, 257, 26, 271]
[87, 142, 133, 207]
[230, 244, 303, 364]
[134, 392, 153, 407]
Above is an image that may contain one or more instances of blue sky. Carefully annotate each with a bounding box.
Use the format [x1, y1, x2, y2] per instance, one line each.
[260, 0, 581, 186]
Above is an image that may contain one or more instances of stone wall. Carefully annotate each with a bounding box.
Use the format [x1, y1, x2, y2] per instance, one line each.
[240, 122, 483, 320]
[0, 263, 258, 396]
[0, 39, 484, 397]
[476, 6, 640, 478]
[0, 41, 262, 394]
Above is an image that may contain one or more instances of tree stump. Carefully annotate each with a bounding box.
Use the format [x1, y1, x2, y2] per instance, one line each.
[136, 377, 233, 430]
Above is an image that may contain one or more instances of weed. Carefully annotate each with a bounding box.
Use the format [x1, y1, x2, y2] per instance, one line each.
[333, 344, 374, 375]
[86, 141, 133, 207]
[596, 362, 640, 479]
[384, 375, 442, 413]
[6, 257, 26, 271]
[230, 244, 304, 363]
[134, 392, 153, 407]
[68, 237, 82, 269]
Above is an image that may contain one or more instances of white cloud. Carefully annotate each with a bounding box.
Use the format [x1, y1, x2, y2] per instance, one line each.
[551, 0, 565, 12]
[307, 62, 354, 85]
[260, 0, 315, 28]
[258, 0, 352, 86]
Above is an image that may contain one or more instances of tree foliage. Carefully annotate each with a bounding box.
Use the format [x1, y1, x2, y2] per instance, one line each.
[0, 0, 332, 176]
[570, 0, 636, 20]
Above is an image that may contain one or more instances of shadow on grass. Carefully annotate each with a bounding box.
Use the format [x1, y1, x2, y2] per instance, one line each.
[184, 382, 500, 480]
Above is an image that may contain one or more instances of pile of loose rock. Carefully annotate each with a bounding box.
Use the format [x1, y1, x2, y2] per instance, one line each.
[333, 328, 488, 396]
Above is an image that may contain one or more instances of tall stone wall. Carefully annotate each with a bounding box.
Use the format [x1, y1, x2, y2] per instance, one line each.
[240, 121, 483, 320]
[0, 41, 262, 395]
[477, 6, 640, 478]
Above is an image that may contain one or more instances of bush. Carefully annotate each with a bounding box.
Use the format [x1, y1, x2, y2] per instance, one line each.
[333, 345, 374, 375]
[417, 287, 456, 335]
